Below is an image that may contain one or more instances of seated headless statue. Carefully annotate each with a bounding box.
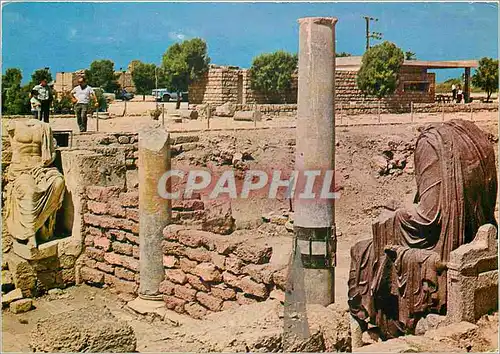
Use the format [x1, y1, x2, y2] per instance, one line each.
[348, 119, 497, 339]
[5, 119, 65, 250]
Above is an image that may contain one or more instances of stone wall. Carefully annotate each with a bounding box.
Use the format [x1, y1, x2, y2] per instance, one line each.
[189, 65, 436, 107]
[335, 67, 435, 105]
[228, 101, 498, 118]
[189, 66, 297, 105]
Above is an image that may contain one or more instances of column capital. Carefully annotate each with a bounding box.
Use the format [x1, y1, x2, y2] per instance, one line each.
[298, 17, 338, 27]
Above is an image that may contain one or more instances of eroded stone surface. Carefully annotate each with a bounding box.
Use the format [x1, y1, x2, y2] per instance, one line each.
[29, 305, 137, 352]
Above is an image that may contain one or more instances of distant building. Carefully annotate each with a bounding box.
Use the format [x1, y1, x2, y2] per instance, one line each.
[53, 69, 136, 95]
[189, 57, 478, 106]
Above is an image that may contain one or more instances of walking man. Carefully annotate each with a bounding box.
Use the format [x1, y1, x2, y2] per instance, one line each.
[33, 79, 53, 123]
[71, 77, 98, 132]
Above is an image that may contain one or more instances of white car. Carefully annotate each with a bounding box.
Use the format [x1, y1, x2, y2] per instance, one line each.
[152, 89, 179, 102]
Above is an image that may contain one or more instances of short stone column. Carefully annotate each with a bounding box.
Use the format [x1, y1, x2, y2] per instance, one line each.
[294, 17, 338, 306]
[138, 128, 171, 299]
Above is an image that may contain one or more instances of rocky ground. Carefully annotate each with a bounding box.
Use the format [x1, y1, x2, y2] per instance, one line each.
[2, 111, 498, 352]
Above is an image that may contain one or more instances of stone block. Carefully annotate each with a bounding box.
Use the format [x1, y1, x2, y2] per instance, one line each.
[159, 280, 175, 295]
[215, 102, 236, 117]
[114, 267, 135, 281]
[86, 247, 106, 262]
[87, 201, 108, 215]
[30, 305, 137, 352]
[222, 271, 242, 289]
[162, 241, 187, 257]
[86, 186, 122, 202]
[165, 269, 188, 284]
[80, 267, 105, 284]
[94, 237, 111, 251]
[179, 257, 198, 272]
[184, 302, 207, 319]
[2, 288, 23, 307]
[162, 224, 185, 241]
[211, 284, 236, 300]
[238, 276, 268, 298]
[174, 284, 197, 301]
[119, 192, 139, 207]
[6, 253, 37, 297]
[196, 291, 223, 311]
[447, 224, 498, 323]
[10, 298, 33, 314]
[112, 242, 133, 256]
[233, 110, 262, 122]
[233, 243, 272, 264]
[126, 208, 139, 222]
[186, 273, 211, 292]
[163, 255, 178, 268]
[193, 263, 222, 282]
[185, 247, 212, 263]
[201, 200, 235, 235]
[242, 264, 275, 284]
[225, 255, 244, 274]
[163, 295, 186, 313]
[210, 252, 226, 270]
[96, 261, 115, 274]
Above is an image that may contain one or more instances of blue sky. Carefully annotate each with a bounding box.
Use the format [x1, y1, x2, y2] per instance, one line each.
[2, 1, 498, 83]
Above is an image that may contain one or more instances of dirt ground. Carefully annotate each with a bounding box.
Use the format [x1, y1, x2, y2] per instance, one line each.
[2, 107, 498, 352]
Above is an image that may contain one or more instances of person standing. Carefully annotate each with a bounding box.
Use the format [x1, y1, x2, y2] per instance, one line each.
[451, 84, 457, 101]
[457, 85, 463, 103]
[30, 89, 41, 119]
[70, 77, 98, 132]
[33, 79, 53, 122]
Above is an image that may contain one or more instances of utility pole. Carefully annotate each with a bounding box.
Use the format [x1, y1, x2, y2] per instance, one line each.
[363, 16, 382, 51]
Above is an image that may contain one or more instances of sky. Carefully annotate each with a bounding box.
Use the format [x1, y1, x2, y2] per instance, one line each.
[2, 1, 498, 84]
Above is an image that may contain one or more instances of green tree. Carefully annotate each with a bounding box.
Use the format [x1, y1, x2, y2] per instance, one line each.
[336, 52, 352, 57]
[2, 68, 32, 115]
[472, 57, 499, 102]
[162, 38, 210, 107]
[2, 68, 23, 89]
[249, 50, 298, 103]
[131, 61, 157, 101]
[357, 41, 405, 99]
[405, 51, 417, 60]
[2, 68, 23, 113]
[30, 68, 52, 86]
[85, 59, 120, 93]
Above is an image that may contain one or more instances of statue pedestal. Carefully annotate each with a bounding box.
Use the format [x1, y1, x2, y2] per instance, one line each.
[12, 239, 59, 261]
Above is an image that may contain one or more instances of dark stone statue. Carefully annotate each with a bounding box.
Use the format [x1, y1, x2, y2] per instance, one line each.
[348, 119, 497, 339]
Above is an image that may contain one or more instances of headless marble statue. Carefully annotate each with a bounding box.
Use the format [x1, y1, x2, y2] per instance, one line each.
[5, 119, 65, 251]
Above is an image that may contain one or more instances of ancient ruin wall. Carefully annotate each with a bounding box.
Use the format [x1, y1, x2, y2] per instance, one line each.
[189, 66, 434, 107]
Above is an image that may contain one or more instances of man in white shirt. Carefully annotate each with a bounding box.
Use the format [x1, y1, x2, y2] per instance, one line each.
[71, 77, 98, 132]
[33, 79, 53, 123]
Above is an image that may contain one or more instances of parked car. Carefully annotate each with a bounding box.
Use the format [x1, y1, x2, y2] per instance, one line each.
[115, 89, 134, 101]
[152, 89, 188, 102]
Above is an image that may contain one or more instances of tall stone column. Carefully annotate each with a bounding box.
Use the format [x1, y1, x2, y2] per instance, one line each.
[294, 17, 337, 306]
[138, 128, 171, 299]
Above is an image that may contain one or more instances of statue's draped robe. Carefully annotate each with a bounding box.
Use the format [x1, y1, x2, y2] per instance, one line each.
[348, 120, 497, 338]
[6, 121, 65, 243]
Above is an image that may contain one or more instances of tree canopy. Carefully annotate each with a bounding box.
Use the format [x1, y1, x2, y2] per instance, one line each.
[472, 57, 499, 102]
[131, 61, 158, 100]
[405, 51, 417, 60]
[2, 68, 31, 115]
[30, 68, 53, 86]
[161, 38, 210, 92]
[84, 59, 120, 93]
[357, 41, 404, 99]
[3, 68, 23, 89]
[249, 50, 298, 103]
